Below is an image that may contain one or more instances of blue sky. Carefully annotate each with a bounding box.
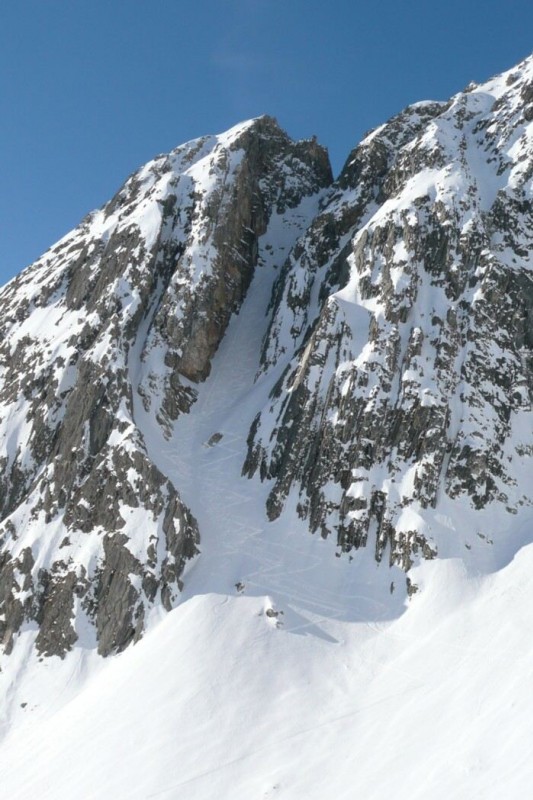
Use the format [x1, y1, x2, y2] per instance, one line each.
[2, 0, 533, 284]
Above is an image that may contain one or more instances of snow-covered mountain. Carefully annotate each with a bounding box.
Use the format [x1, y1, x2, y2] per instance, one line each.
[1, 56, 533, 799]
[247, 67, 533, 574]
[0, 117, 331, 658]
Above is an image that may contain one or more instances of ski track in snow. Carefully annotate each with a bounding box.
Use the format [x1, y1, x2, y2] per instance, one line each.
[140, 209, 402, 635]
[142, 206, 397, 631]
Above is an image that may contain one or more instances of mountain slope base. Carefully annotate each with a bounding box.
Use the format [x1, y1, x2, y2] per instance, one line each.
[0, 549, 532, 799]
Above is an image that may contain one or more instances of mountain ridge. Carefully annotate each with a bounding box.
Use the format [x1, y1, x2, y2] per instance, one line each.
[1, 52, 533, 800]
[2, 56, 533, 662]
[0, 115, 332, 658]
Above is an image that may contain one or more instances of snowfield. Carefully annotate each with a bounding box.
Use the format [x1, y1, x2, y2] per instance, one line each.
[1, 551, 532, 799]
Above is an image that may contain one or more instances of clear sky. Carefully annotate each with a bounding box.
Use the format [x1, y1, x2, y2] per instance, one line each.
[2, 0, 533, 285]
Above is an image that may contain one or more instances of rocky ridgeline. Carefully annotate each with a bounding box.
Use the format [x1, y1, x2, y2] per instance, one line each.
[2, 54, 533, 659]
[245, 58, 533, 573]
[0, 117, 331, 656]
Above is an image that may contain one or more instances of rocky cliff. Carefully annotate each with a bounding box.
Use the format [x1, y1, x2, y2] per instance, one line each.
[245, 60, 533, 578]
[0, 117, 331, 656]
[1, 55, 533, 661]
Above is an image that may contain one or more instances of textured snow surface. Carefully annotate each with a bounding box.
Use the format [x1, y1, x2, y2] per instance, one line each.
[1, 553, 532, 800]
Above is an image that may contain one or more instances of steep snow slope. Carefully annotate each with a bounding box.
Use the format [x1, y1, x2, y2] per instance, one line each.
[1, 555, 533, 800]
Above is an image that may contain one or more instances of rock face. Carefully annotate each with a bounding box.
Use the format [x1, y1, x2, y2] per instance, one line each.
[245, 59, 533, 575]
[2, 55, 533, 660]
[0, 117, 331, 657]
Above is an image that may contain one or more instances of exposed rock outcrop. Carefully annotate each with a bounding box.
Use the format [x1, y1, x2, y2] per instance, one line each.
[245, 60, 533, 574]
[0, 117, 331, 657]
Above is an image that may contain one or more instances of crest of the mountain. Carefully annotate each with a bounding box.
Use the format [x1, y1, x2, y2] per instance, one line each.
[245, 58, 533, 574]
[0, 117, 332, 656]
